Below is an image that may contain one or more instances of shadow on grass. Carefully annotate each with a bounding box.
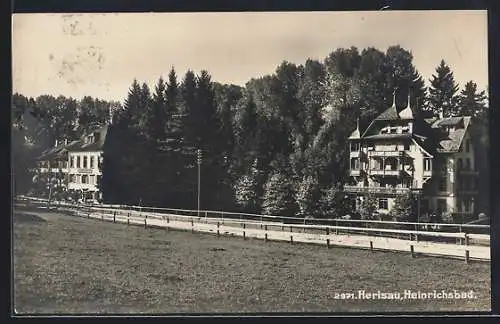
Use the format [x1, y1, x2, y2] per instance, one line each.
[14, 213, 47, 224]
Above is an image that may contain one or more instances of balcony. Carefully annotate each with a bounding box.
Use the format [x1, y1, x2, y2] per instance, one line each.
[350, 151, 360, 158]
[368, 169, 401, 177]
[423, 170, 432, 177]
[343, 185, 415, 196]
[368, 150, 404, 158]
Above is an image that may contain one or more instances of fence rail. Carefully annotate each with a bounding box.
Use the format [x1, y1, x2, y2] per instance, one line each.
[14, 196, 491, 262]
[16, 195, 489, 232]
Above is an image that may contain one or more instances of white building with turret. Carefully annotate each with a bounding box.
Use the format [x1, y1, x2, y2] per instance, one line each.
[344, 93, 479, 222]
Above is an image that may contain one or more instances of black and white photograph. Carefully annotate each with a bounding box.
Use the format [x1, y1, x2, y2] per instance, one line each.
[11, 10, 491, 314]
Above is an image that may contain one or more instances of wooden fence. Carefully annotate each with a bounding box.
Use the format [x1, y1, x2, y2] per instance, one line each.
[14, 196, 491, 262]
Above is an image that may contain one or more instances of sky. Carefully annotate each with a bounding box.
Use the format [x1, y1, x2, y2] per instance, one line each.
[12, 11, 488, 103]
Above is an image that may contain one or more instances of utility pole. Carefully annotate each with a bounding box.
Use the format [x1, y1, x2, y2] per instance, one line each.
[197, 149, 202, 217]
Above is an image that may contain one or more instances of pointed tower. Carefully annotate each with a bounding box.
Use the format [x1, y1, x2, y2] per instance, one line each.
[398, 90, 414, 120]
[348, 117, 361, 139]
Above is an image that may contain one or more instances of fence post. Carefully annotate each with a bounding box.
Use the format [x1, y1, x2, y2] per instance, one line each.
[326, 227, 330, 235]
[465, 234, 469, 246]
[144, 218, 147, 229]
[370, 241, 373, 252]
[465, 250, 470, 264]
[410, 245, 415, 258]
[217, 222, 220, 237]
[290, 235, 293, 245]
[191, 219, 194, 234]
[327, 239, 330, 249]
[113, 211, 116, 223]
[167, 216, 169, 223]
[265, 233, 268, 242]
[243, 231, 246, 240]
[290, 226, 293, 233]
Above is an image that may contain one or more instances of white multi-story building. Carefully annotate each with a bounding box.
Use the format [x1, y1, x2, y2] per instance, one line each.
[344, 94, 479, 222]
[36, 125, 109, 201]
[66, 126, 108, 200]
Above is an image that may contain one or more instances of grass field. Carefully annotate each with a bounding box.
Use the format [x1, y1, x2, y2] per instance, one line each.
[13, 208, 491, 314]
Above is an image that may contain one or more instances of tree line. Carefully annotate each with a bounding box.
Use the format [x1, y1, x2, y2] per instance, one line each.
[12, 45, 489, 220]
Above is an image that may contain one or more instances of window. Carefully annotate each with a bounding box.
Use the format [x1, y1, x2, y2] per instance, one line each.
[424, 158, 432, 171]
[402, 126, 409, 133]
[77, 156, 81, 168]
[90, 156, 94, 168]
[70, 157, 74, 168]
[404, 142, 410, 150]
[351, 158, 360, 170]
[76, 175, 81, 184]
[437, 199, 447, 213]
[465, 139, 470, 153]
[465, 158, 471, 170]
[389, 127, 397, 134]
[97, 157, 101, 168]
[457, 158, 463, 170]
[350, 142, 360, 152]
[96, 175, 101, 184]
[82, 175, 88, 184]
[70, 174, 76, 183]
[438, 175, 448, 192]
[83, 156, 88, 168]
[89, 175, 95, 185]
[379, 198, 388, 210]
[463, 199, 471, 212]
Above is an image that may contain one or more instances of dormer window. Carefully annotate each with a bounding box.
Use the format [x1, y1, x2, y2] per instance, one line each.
[389, 127, 397, 134]
[350, 142, 360, 152]
[402, 126, 410, 133]
[380, 127, 389, 134]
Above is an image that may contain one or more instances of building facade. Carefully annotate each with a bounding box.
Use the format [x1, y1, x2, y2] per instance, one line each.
[344, 94, 479, 222]
[36, 125, 109, 201]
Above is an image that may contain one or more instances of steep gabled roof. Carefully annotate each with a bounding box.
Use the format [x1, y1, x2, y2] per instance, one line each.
[37, 125, 110, 160]
[67, 125, 109, 152]
[430, 116, 471, 153]
[37, 146, 66, 161]
[375, 104, 399, 120]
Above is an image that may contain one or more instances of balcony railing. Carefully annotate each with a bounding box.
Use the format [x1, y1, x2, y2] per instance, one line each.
[368, 150, 404, 158]
[350, 169, 361, 176]
[343, 185, 415, 195]
[368, 169, 401, 176]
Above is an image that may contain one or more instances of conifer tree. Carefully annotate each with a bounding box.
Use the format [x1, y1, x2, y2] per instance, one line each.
[428, 59, 460, 117]
[457, 81, 488, 118]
